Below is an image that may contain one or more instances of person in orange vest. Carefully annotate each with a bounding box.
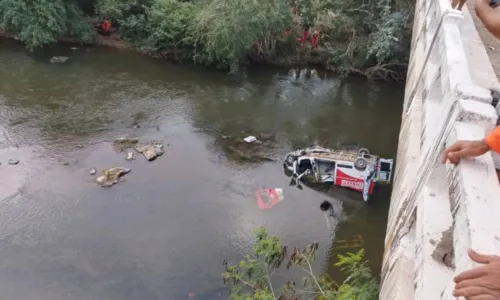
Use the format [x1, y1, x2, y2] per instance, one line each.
[443, 127, 500, 299]
[296, 27, 309, 44]
[284, 27, 291, 38]
[302, 28, 309, 42]
[442, 126, 500, 164]
[311, 29, 320, 48]
[101, 20, 112, 33]
[443, 125, 500, 181]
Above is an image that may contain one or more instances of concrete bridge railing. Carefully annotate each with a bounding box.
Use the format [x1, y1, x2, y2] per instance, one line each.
[380, 0, 500, 298]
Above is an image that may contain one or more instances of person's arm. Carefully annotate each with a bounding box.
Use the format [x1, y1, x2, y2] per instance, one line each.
[476, 0, 500, 39]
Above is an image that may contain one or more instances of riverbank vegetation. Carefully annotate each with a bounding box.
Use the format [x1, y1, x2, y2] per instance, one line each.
[0, 0, 413, 79]
[223, 227, 379, 299]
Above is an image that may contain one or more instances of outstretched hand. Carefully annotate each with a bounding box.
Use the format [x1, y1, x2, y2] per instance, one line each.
[442, 140, 490, 165]
[453, 249, 500, 299]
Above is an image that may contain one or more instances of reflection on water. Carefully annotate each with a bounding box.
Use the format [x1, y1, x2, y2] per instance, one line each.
[0, 38, 402, 299]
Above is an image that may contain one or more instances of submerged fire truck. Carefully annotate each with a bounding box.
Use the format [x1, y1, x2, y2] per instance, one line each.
[283, 146, 394, 201]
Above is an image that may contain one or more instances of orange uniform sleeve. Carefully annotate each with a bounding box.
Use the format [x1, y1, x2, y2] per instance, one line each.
[485, 126, 500, 153]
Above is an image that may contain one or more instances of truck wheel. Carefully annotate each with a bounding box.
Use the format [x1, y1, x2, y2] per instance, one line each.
[285, 154, 296, 165]
[354, 157, 368, 171]
[358, 148, 370, 156]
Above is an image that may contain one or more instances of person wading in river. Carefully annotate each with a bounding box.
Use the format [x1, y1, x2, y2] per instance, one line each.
[443, 127, 500, 299]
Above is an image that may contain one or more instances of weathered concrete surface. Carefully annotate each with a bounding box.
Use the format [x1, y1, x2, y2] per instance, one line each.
[380, 0, 500, 298]
[466, 0, 500, 80]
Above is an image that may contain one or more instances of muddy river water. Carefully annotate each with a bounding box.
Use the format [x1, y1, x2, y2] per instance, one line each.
[0, 39, 403, 300]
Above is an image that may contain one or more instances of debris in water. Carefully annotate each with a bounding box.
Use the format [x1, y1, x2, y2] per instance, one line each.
[243, 136, 257, 143]
[255, 188, 284, 210]
[76, 144, 84, 148]
[126, 152, 135, 160]
[63, 161, 69, 166]
[135, 141, 164, 161]
[50, 56, 69, 64]
[113, 137, 139, 151]
[8, 159, 19, 165]
[320, 200, 331, 211]
[90, 169, 97, 175]
[222, 133, 274, 162]
[320, 200, 335, 217]
[114, 137, 139, 145]
[96, 167, 131, 187]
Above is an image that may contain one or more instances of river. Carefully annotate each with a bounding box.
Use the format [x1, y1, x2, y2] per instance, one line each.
[0, 39, 403, 300]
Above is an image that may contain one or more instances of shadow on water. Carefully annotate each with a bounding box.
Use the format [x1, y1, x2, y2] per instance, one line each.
[0, 38, 402, 299]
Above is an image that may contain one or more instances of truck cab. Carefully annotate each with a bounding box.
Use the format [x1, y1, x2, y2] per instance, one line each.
[376, 158, 394, 183]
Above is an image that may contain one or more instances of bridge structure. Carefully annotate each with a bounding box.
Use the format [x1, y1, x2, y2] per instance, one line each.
[380, 0, 500, 299]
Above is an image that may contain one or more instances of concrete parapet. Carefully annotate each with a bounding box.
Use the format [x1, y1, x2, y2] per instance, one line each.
[380, 0, 500, 298]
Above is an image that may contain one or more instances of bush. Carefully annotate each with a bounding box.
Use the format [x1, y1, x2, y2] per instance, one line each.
[223, 227, 379, 300]
[66, 1, 96, 43]
[0, 0, 95, 49]
[143, 0, 197, 56]
[106, 0, 196, 59]
[313, 0, 412, 79]
[193, 0, 293, 72]
[95, 0, 152, 23]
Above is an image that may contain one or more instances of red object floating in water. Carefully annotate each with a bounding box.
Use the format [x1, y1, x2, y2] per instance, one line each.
[255, 188, 284, 210]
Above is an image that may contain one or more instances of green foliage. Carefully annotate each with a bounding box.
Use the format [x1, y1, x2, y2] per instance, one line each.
[95, 0, 151, 23]
[66, 1, 96, 43]
[334, 249, 379, 300]
[117, 13, 149, 46]
[143, 0, 197, 55]
[0, 0, 95, 49]
[194, 0, 293, 72]
[101, 0, 196, 59]
[312, 0, 412, 79]
[223, 227, 379, 300]
[2, 0, 412, 79]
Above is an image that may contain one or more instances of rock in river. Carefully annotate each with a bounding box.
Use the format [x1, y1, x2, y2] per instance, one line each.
[8, 159, 19, 165]
[89, 168, 97, 175]
[113, 137, 139, 152]
[50, 56, 69, 64]
[96, 167, 131, 187]
[135, 141, 164, 161]
[126, 152, 135, 160]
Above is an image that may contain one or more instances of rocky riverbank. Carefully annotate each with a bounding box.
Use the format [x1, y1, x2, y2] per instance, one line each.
[1, 28, 409, 80]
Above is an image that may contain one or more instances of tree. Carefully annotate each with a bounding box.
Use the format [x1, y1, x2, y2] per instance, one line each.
[94, 0, 152, 23]
[223, 227, 379, 300]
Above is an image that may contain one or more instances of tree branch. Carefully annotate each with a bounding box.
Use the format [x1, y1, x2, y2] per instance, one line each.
[298, 253, 325, 295]
[266, 266, 277, 299]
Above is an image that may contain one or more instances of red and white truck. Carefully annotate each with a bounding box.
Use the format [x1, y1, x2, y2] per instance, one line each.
[283, 146, 394, 201]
